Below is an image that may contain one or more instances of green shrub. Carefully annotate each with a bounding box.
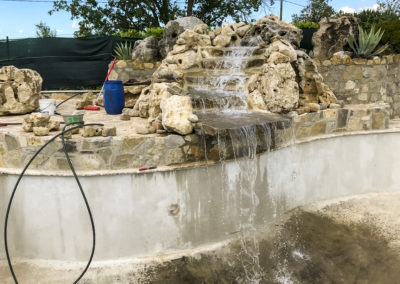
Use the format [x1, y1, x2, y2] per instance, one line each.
[113, 41, 133, 60]
[377, 20, 400, 53]
[119, 27, 164, 39]
[119, 29, 143, 38]
[293, 21, 319, 29]
[144, 27, 164, 39]
[348, 25, 388, 58]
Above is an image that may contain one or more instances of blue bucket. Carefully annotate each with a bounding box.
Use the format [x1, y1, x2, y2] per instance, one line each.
[104, 80, 125, 114]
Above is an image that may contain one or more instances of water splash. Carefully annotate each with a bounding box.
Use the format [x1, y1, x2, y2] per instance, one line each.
[188, 46, 258, 112]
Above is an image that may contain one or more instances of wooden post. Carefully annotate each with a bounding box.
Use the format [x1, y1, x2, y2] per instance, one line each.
[280, 0, 283, 20]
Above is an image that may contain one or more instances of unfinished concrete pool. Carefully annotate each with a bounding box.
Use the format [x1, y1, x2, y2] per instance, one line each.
[2, 124, 400, 283]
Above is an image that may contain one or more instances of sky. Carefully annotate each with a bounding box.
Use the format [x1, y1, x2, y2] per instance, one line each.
[0, 0, 381, 39]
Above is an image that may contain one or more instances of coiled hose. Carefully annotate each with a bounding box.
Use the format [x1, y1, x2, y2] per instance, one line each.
[4, 122, 103, 283]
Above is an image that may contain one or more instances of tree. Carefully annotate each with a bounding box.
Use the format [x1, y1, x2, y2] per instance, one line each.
[192, 0, 274, 27]
[50, 0, 274, 37]
[291, 0, 335, 24]
[35, 21, 57, 38]
[378, 0, 400, 16]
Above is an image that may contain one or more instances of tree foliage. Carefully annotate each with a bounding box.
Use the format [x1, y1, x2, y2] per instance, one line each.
[35, 21, 57, 38]
[50, 0, 274, 37]
[291, 0, 335, 24]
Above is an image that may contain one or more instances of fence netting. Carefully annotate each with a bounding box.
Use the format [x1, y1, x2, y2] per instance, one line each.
[0, 29, 315, 90]
[0, 37, 137, 90]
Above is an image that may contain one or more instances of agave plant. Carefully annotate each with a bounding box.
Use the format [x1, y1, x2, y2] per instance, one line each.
[113, 41, 133, 60]
[347, 25, 388, 58]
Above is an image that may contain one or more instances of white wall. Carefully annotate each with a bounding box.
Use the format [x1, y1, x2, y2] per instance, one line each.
[1, 132, 400, 261]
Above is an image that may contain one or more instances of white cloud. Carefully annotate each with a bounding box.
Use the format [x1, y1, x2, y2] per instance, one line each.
[72, 20, 79, 29]
[339, 6, 356, 14]
[360, 4, 380, 11]
[18, 29, 24, 34]
[56, 29, 63, 34]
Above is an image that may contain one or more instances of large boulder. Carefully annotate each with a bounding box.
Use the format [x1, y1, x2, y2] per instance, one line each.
[241, 14, 302, 47]
[0, 66, 42, 115]
[132, 36, 161, 62]
[312, 16, 360, 60]
[161, 95, 194, 135]
[247, 60, 299, 113]
[159, 16, 205, 58]
[247, 38, 300, 113]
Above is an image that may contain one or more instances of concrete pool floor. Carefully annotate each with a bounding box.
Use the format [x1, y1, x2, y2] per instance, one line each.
[1, 191, 400, 283]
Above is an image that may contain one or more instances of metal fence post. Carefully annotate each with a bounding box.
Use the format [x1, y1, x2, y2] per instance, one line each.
[6, 36, 10, 61]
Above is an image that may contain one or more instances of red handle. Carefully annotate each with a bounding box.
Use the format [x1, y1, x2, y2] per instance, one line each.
[105, 57, 117, 82]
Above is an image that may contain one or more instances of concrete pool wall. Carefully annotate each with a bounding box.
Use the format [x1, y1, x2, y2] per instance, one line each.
[1, 130, 400, 263]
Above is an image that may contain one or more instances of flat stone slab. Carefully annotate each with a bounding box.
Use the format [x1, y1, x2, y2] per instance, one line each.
[196, 110, 290, 131]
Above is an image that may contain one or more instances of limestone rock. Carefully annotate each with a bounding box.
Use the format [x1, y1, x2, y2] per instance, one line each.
[136, 125, 156, 135]
[293, 50, 338, 108]
[249, 62, 299, 113]
[188, 114, 199, 123]
[124, 85, 147, 108]
[132, 36, 161, 62]
[213, 35, 232, 47]
[102, 126, 117, 137]
[168, 50, 201, 70]
[26, 112, 50, 127]
[159, 17, 205, 58]
[152, 63, 184, 83]
[33, 127, 49, 136]
[266, 38, 297, 62]
[161, 95, 194, 135]
[134, 82, 183, 120]
[76, 92, 94, 109]
[80, 126, 103, 137]
[22, 120, 33, 132]
[48, 120, 61, 131]
[0, 66, 42, 115]
[176, 30, 211, 52]
[241, 14, 302, 47]
[193, 24, 208, 35]
[246, 89, 267, 110]
[312, 16, 360, 60]
[306, 103, 320, 112]
[120, 113, 131, 121]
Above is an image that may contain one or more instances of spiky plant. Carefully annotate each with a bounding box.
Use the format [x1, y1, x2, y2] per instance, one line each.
[347, 25, 388, 58]
[114, 42, 133, 60]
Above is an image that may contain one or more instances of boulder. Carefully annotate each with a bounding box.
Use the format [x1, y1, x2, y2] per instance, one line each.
[159, 16, 205, 58]
[241, 14, 302, 47]
[161, 95, 194, 135]
[247, 59, 299, 113]
[132, 36, 161, 62]
[312, 16, 360, 60]
[0, 66, 42, 115]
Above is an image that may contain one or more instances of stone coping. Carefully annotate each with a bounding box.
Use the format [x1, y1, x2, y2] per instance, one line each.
[0, 103, 390, 173]
[314, 54, 400, 67]
[0, 118, 395, 177]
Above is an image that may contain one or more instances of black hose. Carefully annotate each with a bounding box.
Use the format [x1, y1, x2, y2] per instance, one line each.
[4, 122, 103, 284]
[56, 93, 83, 109]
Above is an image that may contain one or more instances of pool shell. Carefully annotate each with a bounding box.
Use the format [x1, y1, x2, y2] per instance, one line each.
[1, 128, 400, 282]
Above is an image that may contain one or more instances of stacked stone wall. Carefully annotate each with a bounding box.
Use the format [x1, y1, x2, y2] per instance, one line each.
[316, 55, 400, 118]
[108, 60, 161, 84]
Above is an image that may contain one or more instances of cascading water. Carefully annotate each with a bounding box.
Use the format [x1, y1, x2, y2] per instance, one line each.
[187, 46, 258, 112]
[187, 46, 273, 282]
